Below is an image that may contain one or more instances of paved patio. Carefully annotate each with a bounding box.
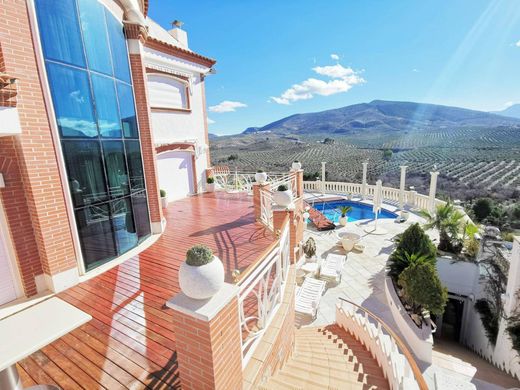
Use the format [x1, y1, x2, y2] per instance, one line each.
[300, 200, 519, 390]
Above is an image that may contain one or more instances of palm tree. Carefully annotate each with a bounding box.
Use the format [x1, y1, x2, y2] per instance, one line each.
[419, 201, 464, 252]
[338, 205, 353, 217]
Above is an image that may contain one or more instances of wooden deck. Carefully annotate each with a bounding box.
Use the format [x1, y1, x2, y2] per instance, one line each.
[18, 192, 275, 389]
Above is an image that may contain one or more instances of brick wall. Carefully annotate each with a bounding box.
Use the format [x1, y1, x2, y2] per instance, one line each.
[0, 0, 77, 292]
[172, 298, 243, 390]
[128, 52, 163, 226]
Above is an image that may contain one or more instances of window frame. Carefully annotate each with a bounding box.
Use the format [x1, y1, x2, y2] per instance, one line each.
[146, 69, 192, 112]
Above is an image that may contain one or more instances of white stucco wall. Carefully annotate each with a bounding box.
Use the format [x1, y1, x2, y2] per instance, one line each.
[143, 46, 211, 194]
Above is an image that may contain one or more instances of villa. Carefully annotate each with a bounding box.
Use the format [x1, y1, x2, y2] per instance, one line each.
[1, 1, 520, 390]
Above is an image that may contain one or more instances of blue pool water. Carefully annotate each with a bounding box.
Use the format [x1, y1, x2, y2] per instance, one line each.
[313, 200, 397, 223]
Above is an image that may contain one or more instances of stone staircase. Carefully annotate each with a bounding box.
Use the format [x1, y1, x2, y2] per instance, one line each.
[258, 325, 390, 390]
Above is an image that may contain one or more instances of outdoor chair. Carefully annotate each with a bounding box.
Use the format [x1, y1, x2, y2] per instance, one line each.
[295, 276, 326, 319]
[319, 253, 346, 285]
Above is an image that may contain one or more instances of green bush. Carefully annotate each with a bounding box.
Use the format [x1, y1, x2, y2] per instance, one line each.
[473, 198, 493, 221]
[186, 245, 214, 266]
[277, 184, 288, 191]
[387, 224, 437, 278]
[475, 299, 499, 345]
[506, 323, 520, 353]
[160, 189, 166, 198]
[388, 251, 436, 279]
[303, 237, 316, 258]
[398, 263, 448, 316]
[206, 177, 215, 184]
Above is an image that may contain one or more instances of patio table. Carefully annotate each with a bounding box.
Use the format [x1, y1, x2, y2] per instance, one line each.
[0, 297, 91, 390]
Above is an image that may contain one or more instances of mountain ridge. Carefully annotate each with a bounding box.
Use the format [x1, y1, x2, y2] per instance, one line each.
[242, 100, 520, 136]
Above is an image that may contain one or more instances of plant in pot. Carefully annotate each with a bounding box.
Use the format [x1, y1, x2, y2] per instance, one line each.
[206, 177, 215, 192]
[291, 160, 302, 170]
[160, 189, 168, 208]
[303, 237, 317, 261]
[337, 205, 352, 226]
[255, 169, 268, 184]
[273, 184, 293, 207]
[179, 244, 224, 300]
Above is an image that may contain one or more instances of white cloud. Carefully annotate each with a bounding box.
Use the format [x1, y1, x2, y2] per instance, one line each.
[270, 63, 365, 105]
[516, 40, 520, 47]
[207, 118, 215, 124]
[208, 100, 247, 113]
[504, 101, 516, 108]
[412, 68, 420, 73]
[330, 53, 340, 61]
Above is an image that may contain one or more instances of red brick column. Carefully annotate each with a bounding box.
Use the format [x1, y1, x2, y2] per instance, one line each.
[253, 183, 271, 221]
[167, 284, 243, 390]
[273, 200, 304, 263]
[125, 29, 163, 233]
[294, 169, 304, 198]
[0, 0, 78, 294]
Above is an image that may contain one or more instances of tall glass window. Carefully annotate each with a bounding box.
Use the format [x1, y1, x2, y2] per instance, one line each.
[35, 0, 151, 271]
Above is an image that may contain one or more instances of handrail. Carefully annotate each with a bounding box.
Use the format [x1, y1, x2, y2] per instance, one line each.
[234, 215, 290, 285]
[338, 297, 428, 390]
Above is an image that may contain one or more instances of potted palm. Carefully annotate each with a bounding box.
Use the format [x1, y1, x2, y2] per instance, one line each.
[338, 205, 352, 226]
[303, 237, 317, 261]
[160, 189, 168, 208]
[255, 169, 268, 184]
[273, 184, 293, 207]
[179, 244, 224, 300]
[206, 177, 215, 192]
[291, 160, 302, 170]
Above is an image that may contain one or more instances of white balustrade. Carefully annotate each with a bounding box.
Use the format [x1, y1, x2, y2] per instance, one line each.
[259, 188, 273, 230]
[237, 222, 291, 367]
[336, 299, 426, 390]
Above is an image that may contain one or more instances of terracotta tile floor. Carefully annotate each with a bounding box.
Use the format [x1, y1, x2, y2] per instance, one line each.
[18, 192, 274, 389]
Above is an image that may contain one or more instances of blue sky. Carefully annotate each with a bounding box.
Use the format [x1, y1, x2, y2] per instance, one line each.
[149, 0, 520, 135]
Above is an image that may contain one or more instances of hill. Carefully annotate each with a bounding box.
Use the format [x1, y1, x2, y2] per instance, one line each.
[492, 104, 520, 119]
[243, 100, 520, 136]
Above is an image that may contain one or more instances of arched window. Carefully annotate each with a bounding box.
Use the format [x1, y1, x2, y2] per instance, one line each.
[147, 73, 190, 111]
[35, 0, 151, 271]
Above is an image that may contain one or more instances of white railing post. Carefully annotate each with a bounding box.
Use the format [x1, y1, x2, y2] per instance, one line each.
[361, 162, 368, 200]
[399, 165, 407, 210]
[321, 162, 326, 193]
[428, 170, 439, 213]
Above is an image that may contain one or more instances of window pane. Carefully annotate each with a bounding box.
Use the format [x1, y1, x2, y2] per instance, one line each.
[35, 0, 85, 67]
[77, 0, 112, 75]
[46, 62, 97, 137]
[106, 12, 131, 83]
[91, 74, 122, 137]
[103, 141, 130, 198]
[125, 141, 145, 192]
[111, 198, 138, 254]
[116, 82, 138, 138]
[131, 191, 151, 240]
[62, 141, 108, 206]
[75, 202, 117, 270]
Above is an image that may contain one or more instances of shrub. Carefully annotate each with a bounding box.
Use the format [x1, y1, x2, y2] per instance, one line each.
[256, 169, 265, 173]
[502, 232, 515, 242]
[388, 224, 436, 277]
[398, 263, 448, 316]
[303, 237, 316, 258]
[277, 184, 288, 191]
[186, 245, 214, 266]
[160, 189, 166, 198]
[473, 198, 493, 221]
[387, 251, 436, 279]
[420, 201, 464, 252]
[207, 177, 215, 184]
[475, 299, 499, 345]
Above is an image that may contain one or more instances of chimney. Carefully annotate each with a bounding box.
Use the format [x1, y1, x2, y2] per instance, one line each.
[169, 20, 188, 48]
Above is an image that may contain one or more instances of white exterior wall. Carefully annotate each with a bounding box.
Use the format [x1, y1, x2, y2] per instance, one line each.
[143, 46, 211, 194]
[462, 238, 520, 381]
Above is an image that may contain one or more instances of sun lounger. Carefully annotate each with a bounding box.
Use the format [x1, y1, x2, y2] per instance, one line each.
[295, 277, 326, 318]
[319, 253, 346, 284]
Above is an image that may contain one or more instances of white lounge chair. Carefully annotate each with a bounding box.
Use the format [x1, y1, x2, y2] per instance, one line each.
[295, 277, 326, 319]
[319, 253, 345, 285]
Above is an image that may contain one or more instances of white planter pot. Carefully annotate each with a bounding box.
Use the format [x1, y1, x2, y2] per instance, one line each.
[291, 161, 302, 170]
[255, 172, 268, 184]
[339, 216, 348, 226]
[161, 197, 168, 208]
[179, 256, 225, 300]
[207, 183, 215, 192]
[273, 190, 293, 207]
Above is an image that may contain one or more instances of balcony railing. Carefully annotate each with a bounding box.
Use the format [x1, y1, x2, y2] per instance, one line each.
[337, 298, 428, 390]
[235, 217, 291, 367]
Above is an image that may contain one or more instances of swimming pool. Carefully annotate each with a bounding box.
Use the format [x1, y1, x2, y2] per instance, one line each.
[313, 200, 397, 223]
